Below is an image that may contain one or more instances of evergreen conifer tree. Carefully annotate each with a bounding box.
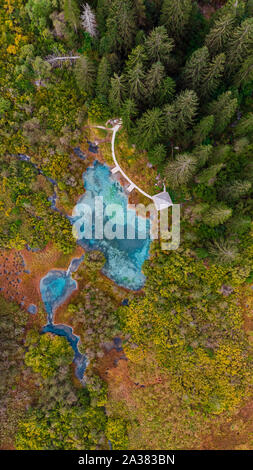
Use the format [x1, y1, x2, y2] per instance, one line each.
[109, 73, 127, 112]
[135, 108, 165, 149]
[222, 180, 252, 201]
[145, 62, 165, 97]
[74, 56, 95, 94]
[145, 26, 174, 64]
[162, 104, 175, 138]
[193, 115, 214, 145]
[96, 57, 111, 103]
[200, 53, 225, 98]
[64, 0, 80, 32]
[174, 90, 198, 133]
[182, 46, 209, 91]
[135, 0, 147, 27]
[205, 13, 235, 54]
[196, 163, 224, 185]
[165, 153, 197, 188]
[208, 239, 239, 265]
[234, 113, 253, 138]
[207, 91, 237, 135]
[128, 62, 147, 101]
[125, 45, 147, 71]
[121, 99, 137, 133]
[226, 18, 253, 74]
[234, 55, 253, 86]
[96, 0, 110, 33]
[192, 145, 213, 168]
[157, 77, 176, 105]
[160, 0, 192, 39]
[105, 0, 137, 54]
[203, 203, 232, 227]
[227, 215, 251, 235]
[148, 144, 167, 165]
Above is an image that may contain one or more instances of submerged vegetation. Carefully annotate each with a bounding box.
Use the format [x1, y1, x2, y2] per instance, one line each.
[0, 0, 253, 450]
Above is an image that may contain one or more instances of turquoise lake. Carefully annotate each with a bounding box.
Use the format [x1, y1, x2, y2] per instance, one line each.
[73, 161, 151, 290]
[39, 161, 151, 381]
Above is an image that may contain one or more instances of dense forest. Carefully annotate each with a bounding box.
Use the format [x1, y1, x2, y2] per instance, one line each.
[0, 0, 253, 451]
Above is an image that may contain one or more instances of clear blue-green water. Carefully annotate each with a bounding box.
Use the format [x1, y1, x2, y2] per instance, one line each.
[42, 322, 87, 383]
[74, 161, 151, 290]
[40, 270, 77, 323]
[39, 161, 151, 382]
[40, 269, 87, 382]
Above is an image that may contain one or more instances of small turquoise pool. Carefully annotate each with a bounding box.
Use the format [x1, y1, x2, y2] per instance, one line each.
[40, 270, 77, 322]
[40, 265, 87, 382]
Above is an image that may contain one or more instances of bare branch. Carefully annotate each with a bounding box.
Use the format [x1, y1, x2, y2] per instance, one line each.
[81, 3, 97, 37]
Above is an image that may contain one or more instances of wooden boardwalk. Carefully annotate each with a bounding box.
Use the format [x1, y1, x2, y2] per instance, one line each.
[93, 122, 173, 210]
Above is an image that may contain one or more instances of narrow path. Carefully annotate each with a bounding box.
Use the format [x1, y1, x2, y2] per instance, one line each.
[93, 122, 153, 200]
[91, 122, 173, 210]
[111, 124, 154, 200]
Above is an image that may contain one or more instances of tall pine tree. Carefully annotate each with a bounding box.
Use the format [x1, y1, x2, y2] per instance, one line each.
[127, 62, 147, 101]
[192, 145, 213, 168]
[64, 0, 80, 32]
[205, 13, 235, 55]
[207, 91, 237, 135]
[234, 113, 253, 137]
[121, 99, 137, 133]
[226, 18, 253, 74]
[162, 104, 175, 138]
[145, 62, 165, 98]
[135, 108, 165, 149]
[182, 46, 209, 91]
[234, 55, 253, 86]
[135, 0, 147, 27]
[203, 204, 232, 227]
[105, 0, 137, 54]
[144, 26, 174, 64]
[165, 153, 197, 188]
[208, 239, 238, 265]
[109, 73, 126, 113]
[193, 115, 214, 145]
[200, 53, 225, 98]
[196, 163, 224, 185]
[174, 90, 198, 134]
[222, 180, 252, 201]
[160, 0, 192, 39]
[96, 57, 111, 103]
[74, 56, 95, 94]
